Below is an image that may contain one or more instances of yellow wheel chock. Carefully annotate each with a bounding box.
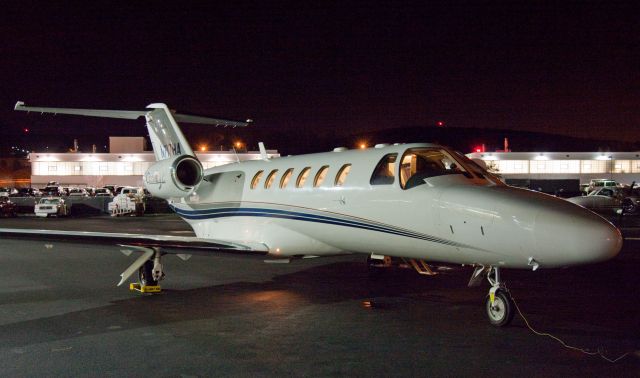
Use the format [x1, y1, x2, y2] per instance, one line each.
[129, 283, 161, 293]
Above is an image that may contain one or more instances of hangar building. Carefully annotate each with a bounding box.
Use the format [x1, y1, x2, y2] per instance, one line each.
[28, 137, 279, 187]
[466, 151, 640, 185]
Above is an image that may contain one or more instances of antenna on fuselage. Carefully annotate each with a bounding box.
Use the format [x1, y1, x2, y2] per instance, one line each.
[232, 147, 240, 163]
[258, 142, 270, 161]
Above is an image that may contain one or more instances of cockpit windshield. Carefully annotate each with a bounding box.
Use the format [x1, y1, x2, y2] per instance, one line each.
[453, 151, 504, 186]
[400, 148, 470, 189]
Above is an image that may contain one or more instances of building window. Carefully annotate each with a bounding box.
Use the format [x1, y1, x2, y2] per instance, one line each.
[264, 169, 278, 189]
[296, 167, 311, 188]
[48, 166, 57, 172]
[581, 160, 607, 174]
[334, 164, 351, 186]
[251, 170, 264, 189]
[613, 160, 630, 173]
[280, 169, 294, 188]
[314, 166, 330, 187]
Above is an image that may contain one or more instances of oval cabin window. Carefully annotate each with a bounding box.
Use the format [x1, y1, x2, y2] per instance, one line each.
[334, 164, 351, 186]
[280, 168, 294, 188]
[296, 167, 311, 188]
[314, 166, 330, 188]
[251, 170, 264, 189]
[264, 169, 278, 189]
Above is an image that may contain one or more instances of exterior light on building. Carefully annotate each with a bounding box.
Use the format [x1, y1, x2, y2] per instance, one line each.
[200, 145, 207, 152]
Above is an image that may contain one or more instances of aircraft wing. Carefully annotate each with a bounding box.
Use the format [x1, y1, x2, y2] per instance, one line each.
[0, 227, 269, 256]
[0, 228, 270, 286]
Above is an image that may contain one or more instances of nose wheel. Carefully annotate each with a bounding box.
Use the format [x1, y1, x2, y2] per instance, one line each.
[485, 267, 515, 327]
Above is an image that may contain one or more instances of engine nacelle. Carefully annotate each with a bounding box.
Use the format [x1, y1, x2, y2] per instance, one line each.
[143, 154, 203, 199]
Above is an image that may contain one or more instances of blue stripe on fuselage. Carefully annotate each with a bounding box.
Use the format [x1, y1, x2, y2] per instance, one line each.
[170, 204, 476, 250]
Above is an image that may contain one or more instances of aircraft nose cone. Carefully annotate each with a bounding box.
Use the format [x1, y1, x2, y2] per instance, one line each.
[534, 204, 622, 266]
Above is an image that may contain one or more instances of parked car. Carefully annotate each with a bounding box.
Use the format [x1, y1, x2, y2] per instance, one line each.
[34, 197, 69, 217]
[94, 188, 113, 197]
[68, 188, 89, 197]
[0, 196, 17, 217]
[587, 179, 619, 194]
[0, 187, 17, 196]
[9, 187, 42, 197]
[120, 187, 145, 198]
[567, 186, 640, 214]
[41, 185, 64, 197]
[579, 183, 590, 195]
[104, 185, 120, 195]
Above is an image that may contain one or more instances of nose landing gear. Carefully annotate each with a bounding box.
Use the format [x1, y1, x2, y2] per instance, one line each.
[485, 266, 514, 327]
[469, 265, 515, 326]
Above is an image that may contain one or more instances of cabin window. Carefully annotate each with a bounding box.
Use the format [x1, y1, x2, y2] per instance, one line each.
[400, 148, 469, 189]
[250, 170, 264, 189]
[314, 166, 330, 187]
[334, 164, 352, 186]
[370, 154, 397, 185]
[280, 168, 294, 188]
[264, 169, 278, 189]
[296, 167, 311, 188]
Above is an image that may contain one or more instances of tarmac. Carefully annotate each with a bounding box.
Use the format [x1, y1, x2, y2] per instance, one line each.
[0, 213, 639, 376]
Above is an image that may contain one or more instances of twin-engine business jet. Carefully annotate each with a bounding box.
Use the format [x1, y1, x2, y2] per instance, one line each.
[2, 101, 622, 326]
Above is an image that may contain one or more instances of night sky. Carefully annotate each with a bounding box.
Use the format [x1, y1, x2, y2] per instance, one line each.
[1, 2, 638, 154]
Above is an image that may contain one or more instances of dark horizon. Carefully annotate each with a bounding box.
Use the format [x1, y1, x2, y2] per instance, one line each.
[1, 2, 638, 154]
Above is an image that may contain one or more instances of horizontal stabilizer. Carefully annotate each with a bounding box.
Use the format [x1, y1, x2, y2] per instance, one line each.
[14, 101, 252, 126]
[173, 113, 251, 127]
[15, 101, 144, 119]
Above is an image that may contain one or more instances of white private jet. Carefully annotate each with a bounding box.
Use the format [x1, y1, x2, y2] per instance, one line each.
[1, 101, 622, 326]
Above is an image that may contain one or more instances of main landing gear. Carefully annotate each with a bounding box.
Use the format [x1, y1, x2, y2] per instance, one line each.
[119, 247, 165, 293]
[470, 266, 515, 327]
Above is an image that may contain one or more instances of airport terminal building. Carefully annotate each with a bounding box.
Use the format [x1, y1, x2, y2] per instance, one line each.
[28, 137, 280, 187]
[466, 151, 640, 185]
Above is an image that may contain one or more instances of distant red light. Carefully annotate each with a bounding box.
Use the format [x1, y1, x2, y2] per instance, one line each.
[475, 148, 481, 152]
[23, 128, 29, 133]
[436, 121, 444, 127]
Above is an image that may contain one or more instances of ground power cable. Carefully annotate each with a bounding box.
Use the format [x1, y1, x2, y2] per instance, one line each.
[508, 288, 631, 363]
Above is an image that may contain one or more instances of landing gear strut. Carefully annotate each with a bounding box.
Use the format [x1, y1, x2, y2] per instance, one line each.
[138, 260, 158, 286]
[485, 266, 514, 327]
[136, 248, 164, 289]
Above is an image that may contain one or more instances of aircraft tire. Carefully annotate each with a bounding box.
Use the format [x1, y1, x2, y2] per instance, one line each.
[138, 260, 158, 287]
[485, 290, 514, 327]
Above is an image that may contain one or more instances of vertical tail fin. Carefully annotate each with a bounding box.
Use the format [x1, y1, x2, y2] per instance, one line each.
[145, 104, 195, 161]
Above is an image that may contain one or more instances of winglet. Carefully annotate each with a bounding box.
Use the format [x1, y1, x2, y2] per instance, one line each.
[14, 101, 24, 110]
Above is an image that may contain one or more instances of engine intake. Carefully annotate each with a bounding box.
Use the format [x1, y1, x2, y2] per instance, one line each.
[143, 155, 203, 199]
